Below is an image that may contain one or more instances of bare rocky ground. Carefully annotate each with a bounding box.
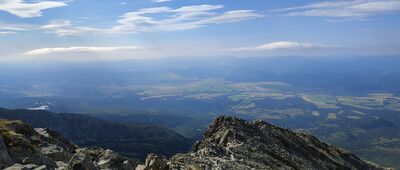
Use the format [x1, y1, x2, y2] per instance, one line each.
[0, 116, 391, 170]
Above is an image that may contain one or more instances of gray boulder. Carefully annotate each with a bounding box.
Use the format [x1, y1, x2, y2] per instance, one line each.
[66, 152, 97, 170]
[22, 152, 56, 168]
[144, 154, 168, 170]
[136, 154, 169, 170]
[40, 144, 73, 163]
[78, 147, 138, 170]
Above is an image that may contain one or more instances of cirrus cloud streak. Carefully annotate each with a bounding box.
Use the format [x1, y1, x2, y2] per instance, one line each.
[273, 0, 400, 19]
[24, 46, 143, 55]
[230, 41, 331, 52]
[42, 4, 263, 36]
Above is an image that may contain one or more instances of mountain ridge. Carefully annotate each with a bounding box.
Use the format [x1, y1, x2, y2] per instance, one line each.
[0, 109, 391, 169]
[0, 108, 190, 159]
[167, 115, 388, 170]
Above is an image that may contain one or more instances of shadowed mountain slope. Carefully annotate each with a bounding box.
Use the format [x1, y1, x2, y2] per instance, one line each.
[0, 108, 190, 159]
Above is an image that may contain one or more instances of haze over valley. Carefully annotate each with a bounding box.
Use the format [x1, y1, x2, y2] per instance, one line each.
[0, 0, 400, 169]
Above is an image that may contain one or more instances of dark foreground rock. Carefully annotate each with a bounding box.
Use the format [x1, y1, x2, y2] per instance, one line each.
[0, 119, 139, 170]
[0, 116, 391, 170]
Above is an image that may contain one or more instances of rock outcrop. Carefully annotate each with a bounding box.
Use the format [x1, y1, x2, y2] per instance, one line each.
[0, 116, 390, 170]
[0, 119, 139, 170]
[169, 116, 387, 170]
[136, 154, 169, 170]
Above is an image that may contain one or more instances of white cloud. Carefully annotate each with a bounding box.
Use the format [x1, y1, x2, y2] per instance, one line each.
[231, 41, 330, 51]
[273, 0, 400, 19]
[111, 5, 262, 33]
[42, 4, 263, 36]
[152, 0, 172, 3]
[0, 0, 67, 18]
[41, 19, 102, 36]
[24, 46, 143, 55]
[0, 31, 17, 35]
[0, 22, 34, 31]
[173, 4, 223, 12]
[41, 19, 71, 29]
[0, 22, 34, 35]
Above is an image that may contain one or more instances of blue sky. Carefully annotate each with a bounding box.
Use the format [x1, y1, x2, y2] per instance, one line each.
[0, 0, 399, 62]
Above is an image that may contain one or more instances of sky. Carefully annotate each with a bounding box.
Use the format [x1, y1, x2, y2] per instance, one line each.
[0, 0, 400, 62]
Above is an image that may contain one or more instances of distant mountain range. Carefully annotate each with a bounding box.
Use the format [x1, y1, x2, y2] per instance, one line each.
[0, 108, 190, 159]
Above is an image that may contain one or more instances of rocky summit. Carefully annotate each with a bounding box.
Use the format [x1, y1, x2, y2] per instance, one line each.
[168, 116, 387, 170]
[0, 116, 390, 170]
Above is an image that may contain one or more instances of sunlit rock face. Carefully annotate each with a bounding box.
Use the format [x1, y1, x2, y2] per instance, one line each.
[169, 116, 386, 170]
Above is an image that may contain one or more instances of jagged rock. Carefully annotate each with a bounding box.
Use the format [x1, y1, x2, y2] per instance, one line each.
[67, 151, 97, 170]
[34, 128, 76, 153]
[145, 154, 169, 170]
[135, 154, 169, 170]
[33, 128, 76, 163]
[55, 161, 68, 169]
[0, 120, 58, 169]
[135, 164, 146, 170]
[22, 152, 56, 168]
[170, 116, 387, 170]
[40, 144, 72, 163]
[0, 120, 39, 165]
[0, 119, 141, 170]
[78, 147, 139, 170]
